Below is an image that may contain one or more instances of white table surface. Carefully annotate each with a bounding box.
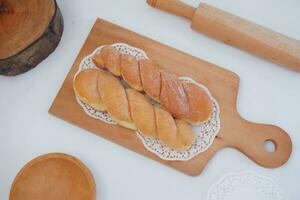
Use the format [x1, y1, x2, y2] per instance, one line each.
[1, 0, 300, 199]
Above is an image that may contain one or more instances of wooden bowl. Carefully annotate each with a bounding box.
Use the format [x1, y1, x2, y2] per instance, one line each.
[10, 153, 96, 200]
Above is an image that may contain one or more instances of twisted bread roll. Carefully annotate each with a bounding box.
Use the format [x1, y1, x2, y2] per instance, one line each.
[93, 46, 212, 125]
[74, 69, 195, 150]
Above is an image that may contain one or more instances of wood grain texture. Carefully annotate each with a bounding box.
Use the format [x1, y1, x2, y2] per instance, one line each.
[10, 153, 96, 200]
[147, 0, 300, 72]
[49, 19, 292, 176]
[0, 0, 63, 76]
[147, 0, 195, 20]
[191, 3, 300, 72]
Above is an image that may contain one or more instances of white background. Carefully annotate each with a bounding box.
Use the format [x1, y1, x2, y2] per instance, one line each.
[1, 0, 300, 199]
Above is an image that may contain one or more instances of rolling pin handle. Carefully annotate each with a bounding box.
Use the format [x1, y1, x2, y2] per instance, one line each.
[147, 0, 196, 20]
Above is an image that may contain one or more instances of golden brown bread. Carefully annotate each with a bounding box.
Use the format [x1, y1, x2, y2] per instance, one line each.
[92, 53, 105, 69]
[92, 46, 212, 125]
[73, 68, 195, 150]
[120, 54, 143, 91]
[175, 119, 195, 149]
[160, 70, 189, 119]
[139, 59, 161, 102]
[154, 107, 194, 150]
[126, 89, 156, 137]
[154, 107, 177, 147]
[97, 71, 136, 130]
[182, 82, 212, 123]
[101, 46, 121, 76]
[73, 69, 105, 111]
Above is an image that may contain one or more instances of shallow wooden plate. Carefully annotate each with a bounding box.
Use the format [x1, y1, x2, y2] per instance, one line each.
[10, 153, 96, 200]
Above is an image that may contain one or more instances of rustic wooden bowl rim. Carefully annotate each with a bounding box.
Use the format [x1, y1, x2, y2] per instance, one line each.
[9, 153, 96, 200]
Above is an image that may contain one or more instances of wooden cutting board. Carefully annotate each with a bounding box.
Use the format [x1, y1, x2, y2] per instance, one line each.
[49, 18, 292, 176]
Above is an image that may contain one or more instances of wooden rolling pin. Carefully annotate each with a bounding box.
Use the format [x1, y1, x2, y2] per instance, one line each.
[147, 0, 300, 72]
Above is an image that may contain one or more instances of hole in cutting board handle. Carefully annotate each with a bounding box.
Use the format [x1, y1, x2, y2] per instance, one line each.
[264, 139, 276, 153]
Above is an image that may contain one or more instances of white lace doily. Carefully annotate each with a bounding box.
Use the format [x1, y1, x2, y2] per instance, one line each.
[74, 43, 221, 161]
[207, 171, 285, 200]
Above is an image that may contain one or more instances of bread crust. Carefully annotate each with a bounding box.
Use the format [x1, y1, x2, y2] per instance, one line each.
[73, 68, 195, 150]
[160, 70, 189, 119]
[97, 71, 136, 130]
[126, 89, 156, 137]
[93, 46, 213, 125]
[73, 69, 105, 111]
[139, 59, 161, 102]
[120, 54, 143, 91]
[183, 82, 212, 124]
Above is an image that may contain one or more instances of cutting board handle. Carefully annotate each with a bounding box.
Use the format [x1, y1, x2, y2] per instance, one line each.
[227, 117, 292, 168]
[147, 0, 196, 20]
